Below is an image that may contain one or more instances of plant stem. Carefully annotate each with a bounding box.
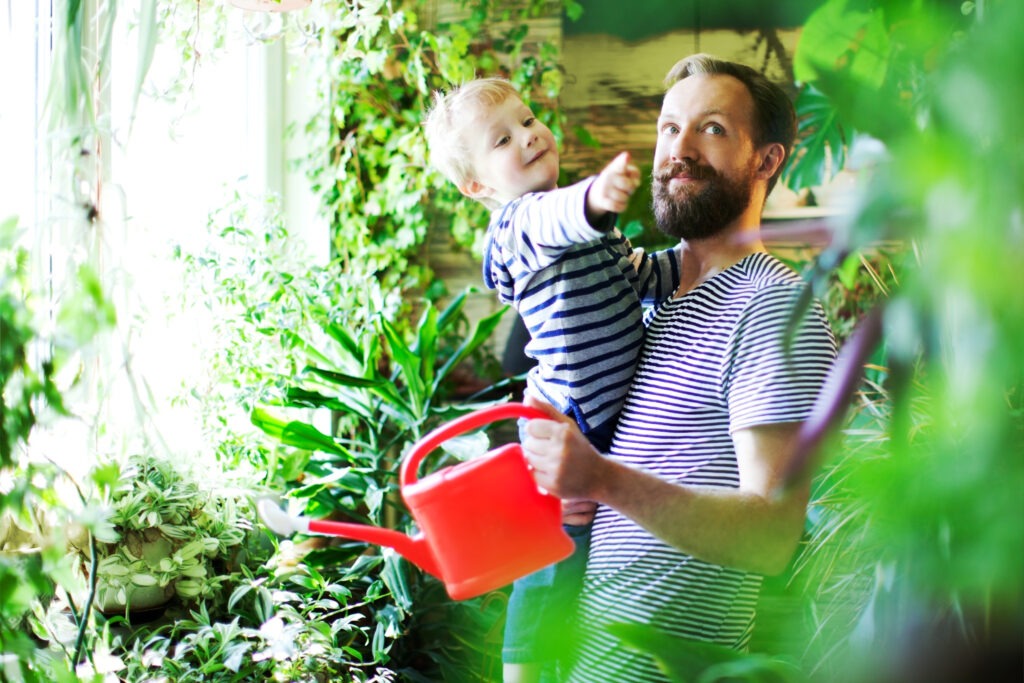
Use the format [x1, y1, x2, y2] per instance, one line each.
[72, 531, 100, 669]
[46, 455, 102, 670]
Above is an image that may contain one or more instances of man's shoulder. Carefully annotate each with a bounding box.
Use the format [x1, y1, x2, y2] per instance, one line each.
[709, 253, 803, 309]
[724, 253, 826, 325]
[735, 252, 802, 288]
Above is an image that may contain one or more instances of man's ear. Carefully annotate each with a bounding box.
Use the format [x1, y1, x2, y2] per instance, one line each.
[756, 143, 786, 180]
[459, 178, 494, 201]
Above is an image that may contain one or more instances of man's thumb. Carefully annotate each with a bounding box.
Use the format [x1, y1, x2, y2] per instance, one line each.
[524, 395, 570, 423]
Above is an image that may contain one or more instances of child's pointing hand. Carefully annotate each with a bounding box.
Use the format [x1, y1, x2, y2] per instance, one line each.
[586, 151, 641, 221]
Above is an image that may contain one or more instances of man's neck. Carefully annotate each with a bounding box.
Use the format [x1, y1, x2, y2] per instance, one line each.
[674, 219, 766, 297]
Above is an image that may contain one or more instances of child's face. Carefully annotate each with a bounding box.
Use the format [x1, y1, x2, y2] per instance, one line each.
[460, 95, 559, 206]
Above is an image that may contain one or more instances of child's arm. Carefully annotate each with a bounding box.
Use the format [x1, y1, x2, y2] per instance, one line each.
[491, 152, 639, 263]
[487, 152, 640, 284]
[585, 151, 641, 226]
[629, 243, 684, 305]
[586, 151, 681, 304]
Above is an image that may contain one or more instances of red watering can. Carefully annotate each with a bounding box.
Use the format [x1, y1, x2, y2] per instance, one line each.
[258, 403, 573, 600]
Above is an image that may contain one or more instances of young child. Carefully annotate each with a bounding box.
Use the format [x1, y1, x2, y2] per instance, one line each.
[424, 78, 681, 682]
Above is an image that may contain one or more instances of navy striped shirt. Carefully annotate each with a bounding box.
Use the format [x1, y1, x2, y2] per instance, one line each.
[483, 177, 681, 447]
[567, 252, 837, 682]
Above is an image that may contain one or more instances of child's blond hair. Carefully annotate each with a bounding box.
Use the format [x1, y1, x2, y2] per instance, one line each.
[423, 78, 521, 191]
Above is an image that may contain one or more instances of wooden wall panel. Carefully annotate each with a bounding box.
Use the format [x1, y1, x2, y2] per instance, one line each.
[559, 28, 801, 178]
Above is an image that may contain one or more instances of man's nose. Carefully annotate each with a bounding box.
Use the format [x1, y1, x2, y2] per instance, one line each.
[670, 128, 698, 162]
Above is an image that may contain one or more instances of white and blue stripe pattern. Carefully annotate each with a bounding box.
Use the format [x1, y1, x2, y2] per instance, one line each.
[484, 178, 681, 445]
[567, 252, 837, 682]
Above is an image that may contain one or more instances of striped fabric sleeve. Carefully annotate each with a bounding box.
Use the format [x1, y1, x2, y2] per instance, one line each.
[722, 283, 837, 433]
[628, 242, 682, 306]
[492, 177, 607, 274]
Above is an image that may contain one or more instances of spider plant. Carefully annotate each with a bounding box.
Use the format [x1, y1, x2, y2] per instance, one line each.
[66, 453, 261, 616]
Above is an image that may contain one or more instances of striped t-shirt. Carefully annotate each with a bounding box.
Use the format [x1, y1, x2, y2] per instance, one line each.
[567, 252, 837, 682]
[483, 177, 681, 448]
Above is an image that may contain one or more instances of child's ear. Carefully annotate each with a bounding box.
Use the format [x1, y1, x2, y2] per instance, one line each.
[459, 178, 494, 201]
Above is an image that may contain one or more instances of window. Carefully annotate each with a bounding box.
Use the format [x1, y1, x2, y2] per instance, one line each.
[3, 1, 320, 469]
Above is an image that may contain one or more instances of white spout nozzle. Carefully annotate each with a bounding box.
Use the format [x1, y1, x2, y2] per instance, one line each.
[257, 498, 310, 536]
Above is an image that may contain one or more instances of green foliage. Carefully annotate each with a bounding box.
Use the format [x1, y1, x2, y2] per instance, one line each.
[0, 216, 66, 468]
[254, 289, 510, 508]
[174, 191, 399, 467]
[305, 0, 574, 306]
[174, 189, 516, 678]
[609, 622, 806, 683]
[783, 83, 851, 192]
[0, 214, 119, 682]
[772, 0, 1024, 680]
[242, 278, 518, 680]
[65, 454, 264, 614]
[115, 563, 395, 681]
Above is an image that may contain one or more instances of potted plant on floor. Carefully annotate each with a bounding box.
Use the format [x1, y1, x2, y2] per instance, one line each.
[67, 452, 263, 618]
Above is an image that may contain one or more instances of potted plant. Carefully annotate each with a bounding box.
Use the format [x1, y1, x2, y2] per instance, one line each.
[68, 453, 263, 617]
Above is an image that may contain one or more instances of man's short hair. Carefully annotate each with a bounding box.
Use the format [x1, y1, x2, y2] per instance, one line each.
[423, 78, 520, 189]
[665, 54, 797, 195]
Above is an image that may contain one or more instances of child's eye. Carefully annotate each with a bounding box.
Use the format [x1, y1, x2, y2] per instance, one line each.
[523, 116, 535, 127]
[495, 135, 511, 147]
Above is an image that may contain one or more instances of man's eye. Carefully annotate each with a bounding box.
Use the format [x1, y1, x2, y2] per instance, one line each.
[662, 124, 680, 135]
[705, 123, 724, 135]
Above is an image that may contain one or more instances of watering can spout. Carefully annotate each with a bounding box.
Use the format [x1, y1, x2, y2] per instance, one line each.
[257, 499, 441, 578]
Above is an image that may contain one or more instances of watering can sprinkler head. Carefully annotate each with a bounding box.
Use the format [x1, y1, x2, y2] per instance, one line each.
[257, 499, 308, 535]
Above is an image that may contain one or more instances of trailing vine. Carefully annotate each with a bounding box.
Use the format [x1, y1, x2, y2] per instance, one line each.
[304, 0, 580, 325]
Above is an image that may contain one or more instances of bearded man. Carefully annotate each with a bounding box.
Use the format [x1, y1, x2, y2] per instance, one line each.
[520, 54, 838, 682]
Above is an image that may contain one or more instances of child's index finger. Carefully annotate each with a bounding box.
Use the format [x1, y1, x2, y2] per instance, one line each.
[611, 150, 631, 172]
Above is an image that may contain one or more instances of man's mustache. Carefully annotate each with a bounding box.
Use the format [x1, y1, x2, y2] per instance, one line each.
[653, 161, 717, 184]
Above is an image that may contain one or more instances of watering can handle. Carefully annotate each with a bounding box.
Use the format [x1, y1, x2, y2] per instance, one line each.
[401, 403, 550, 487]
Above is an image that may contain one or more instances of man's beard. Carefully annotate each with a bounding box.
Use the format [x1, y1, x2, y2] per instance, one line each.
[651, 160, 755, 240]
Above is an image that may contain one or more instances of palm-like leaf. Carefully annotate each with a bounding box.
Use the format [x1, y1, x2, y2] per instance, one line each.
[784, 84, 849, 192]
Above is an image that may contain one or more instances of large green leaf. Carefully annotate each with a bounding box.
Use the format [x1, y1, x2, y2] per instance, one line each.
[436, 290, 467, 333]
[792, 0, 922, 144]
[784, 84, 849, 191]
[433, 305, 509, 393]
[284, 387, 372, 419]
[250, 408, 351, 458]
[323, 321, 364, 364]
[794, 0, 890, 90]
[381, 316, 425, 415]
[413, 305, 439, 392]
[305, 366, 414, 421]
[304, 367, 383, 389]
[279, 329, 335, 368]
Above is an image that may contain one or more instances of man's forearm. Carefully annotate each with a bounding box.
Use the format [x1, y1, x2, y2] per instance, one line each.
[522, 400, 810, 575]
[592, 456, 809, 575]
